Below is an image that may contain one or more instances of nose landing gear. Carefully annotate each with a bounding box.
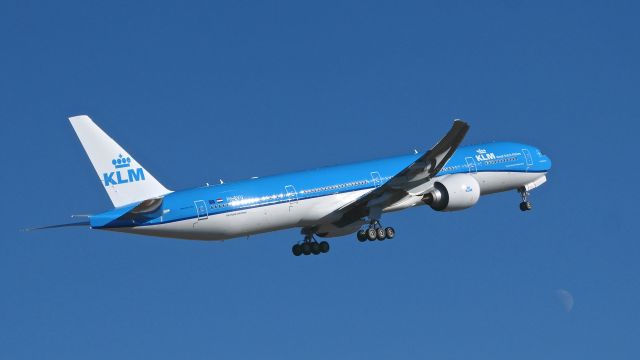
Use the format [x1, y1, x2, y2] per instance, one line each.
[518, 188, 533, 211]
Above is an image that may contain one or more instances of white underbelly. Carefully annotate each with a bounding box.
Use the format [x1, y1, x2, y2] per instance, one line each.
[474, 171, 546, 195]
[382, 171, 548, 212]
[114, 189, 372, 240]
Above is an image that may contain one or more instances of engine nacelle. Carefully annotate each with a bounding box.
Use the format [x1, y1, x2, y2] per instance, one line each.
[423, 174, 480, 211]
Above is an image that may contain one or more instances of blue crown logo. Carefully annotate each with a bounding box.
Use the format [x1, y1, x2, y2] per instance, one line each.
[112, 154, 131, 169]
[476, 148, 487, 154]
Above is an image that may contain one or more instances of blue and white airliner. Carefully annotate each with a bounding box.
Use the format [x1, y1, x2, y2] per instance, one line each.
[35, 116, 552, 256]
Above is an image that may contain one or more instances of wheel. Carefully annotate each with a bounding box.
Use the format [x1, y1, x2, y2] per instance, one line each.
[367, 228, 378, 241]
[357, 230, 367, 242]
[292, 244, 303, 256]
[385, 227, 395, 239]
[377, 228, 386, 240]
[520, 201, 532, 211]
[311, 242, 321, 255]
[319, 241, 330, 253]
[301, 242, 312, 255]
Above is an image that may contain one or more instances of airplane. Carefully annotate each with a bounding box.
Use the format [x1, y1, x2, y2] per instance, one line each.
[33, 115, 552, 256]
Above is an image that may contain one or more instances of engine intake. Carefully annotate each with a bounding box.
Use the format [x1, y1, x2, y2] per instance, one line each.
[423, 174, 480, 211]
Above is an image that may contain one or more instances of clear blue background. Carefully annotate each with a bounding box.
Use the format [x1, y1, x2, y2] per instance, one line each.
[2, 1, 638, 358]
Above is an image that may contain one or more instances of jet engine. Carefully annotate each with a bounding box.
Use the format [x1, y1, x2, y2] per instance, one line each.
[423, 174, 480, 211]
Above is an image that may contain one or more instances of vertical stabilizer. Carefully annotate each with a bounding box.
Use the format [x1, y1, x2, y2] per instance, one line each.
[69, 115, 171, 207]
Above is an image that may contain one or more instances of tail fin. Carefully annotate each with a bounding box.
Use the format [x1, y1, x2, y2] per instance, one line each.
[69, 115, 171, 207]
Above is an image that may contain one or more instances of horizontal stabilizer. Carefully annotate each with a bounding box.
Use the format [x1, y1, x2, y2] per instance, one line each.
[24, 221, 90, 232]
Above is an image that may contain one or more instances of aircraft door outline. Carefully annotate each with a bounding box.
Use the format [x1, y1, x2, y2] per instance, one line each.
[194, 200, 208, 220]
[370, 171, 382, 187]
[285, 185, 298, 210]
[465, 157, 477, 174]
[522, 148, 533, 167]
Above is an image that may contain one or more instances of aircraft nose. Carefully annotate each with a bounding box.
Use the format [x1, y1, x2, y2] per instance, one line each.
[534, 147, 552, 171]
[542, 154, 552, 170]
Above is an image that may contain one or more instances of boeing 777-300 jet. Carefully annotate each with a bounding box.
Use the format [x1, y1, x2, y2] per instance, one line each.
[33, 116, 552, 256]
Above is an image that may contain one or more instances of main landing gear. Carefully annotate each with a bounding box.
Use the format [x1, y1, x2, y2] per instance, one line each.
[292, 234, 330, 256]
[356, 220, 395, 242]
[518, 187, 533, 211]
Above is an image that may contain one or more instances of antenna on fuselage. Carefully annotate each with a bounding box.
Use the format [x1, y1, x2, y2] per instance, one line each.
[219, 179, 224, 184]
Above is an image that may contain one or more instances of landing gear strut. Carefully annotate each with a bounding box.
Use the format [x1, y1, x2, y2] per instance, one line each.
[518, 187, 533, 211]
[292, 234, 330, 256]
[357, 220, 395, 242]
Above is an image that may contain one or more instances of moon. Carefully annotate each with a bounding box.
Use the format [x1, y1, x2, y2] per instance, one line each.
[556, 289, 574, 312]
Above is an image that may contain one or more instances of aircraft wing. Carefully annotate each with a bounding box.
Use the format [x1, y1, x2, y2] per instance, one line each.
[332, 119, 469, 226]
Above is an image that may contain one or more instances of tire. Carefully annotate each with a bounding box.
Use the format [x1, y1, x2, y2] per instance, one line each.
[319, 241, 330, 253]
[302, 242, 312, 255]
[520, 202, 532, 211]
[367, 228, 377, 241]
[377, 228, 386, 240]
[292, 244, 303, 256]
[385, 227, 395, 239]
[357, 230, 367, 242]
[311, 242, 321, 255]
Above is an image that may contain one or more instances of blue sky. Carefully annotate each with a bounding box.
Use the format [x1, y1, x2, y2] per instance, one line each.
[1, 1, 639, 358]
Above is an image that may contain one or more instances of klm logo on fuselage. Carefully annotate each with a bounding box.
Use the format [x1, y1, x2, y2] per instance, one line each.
[475, 148, 496, 162]
[103, 154, 145, 187]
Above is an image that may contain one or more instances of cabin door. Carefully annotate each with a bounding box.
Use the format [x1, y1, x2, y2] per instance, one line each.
[370, 171, 382, 187]
[522, 148, 533, 169]
[465, 157, 477, 174]
[194, 200, 208, 220]
[285, 185, 298, 210]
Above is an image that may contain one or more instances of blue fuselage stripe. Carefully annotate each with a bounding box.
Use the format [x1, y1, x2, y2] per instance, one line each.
[90, 142, 551, 229]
